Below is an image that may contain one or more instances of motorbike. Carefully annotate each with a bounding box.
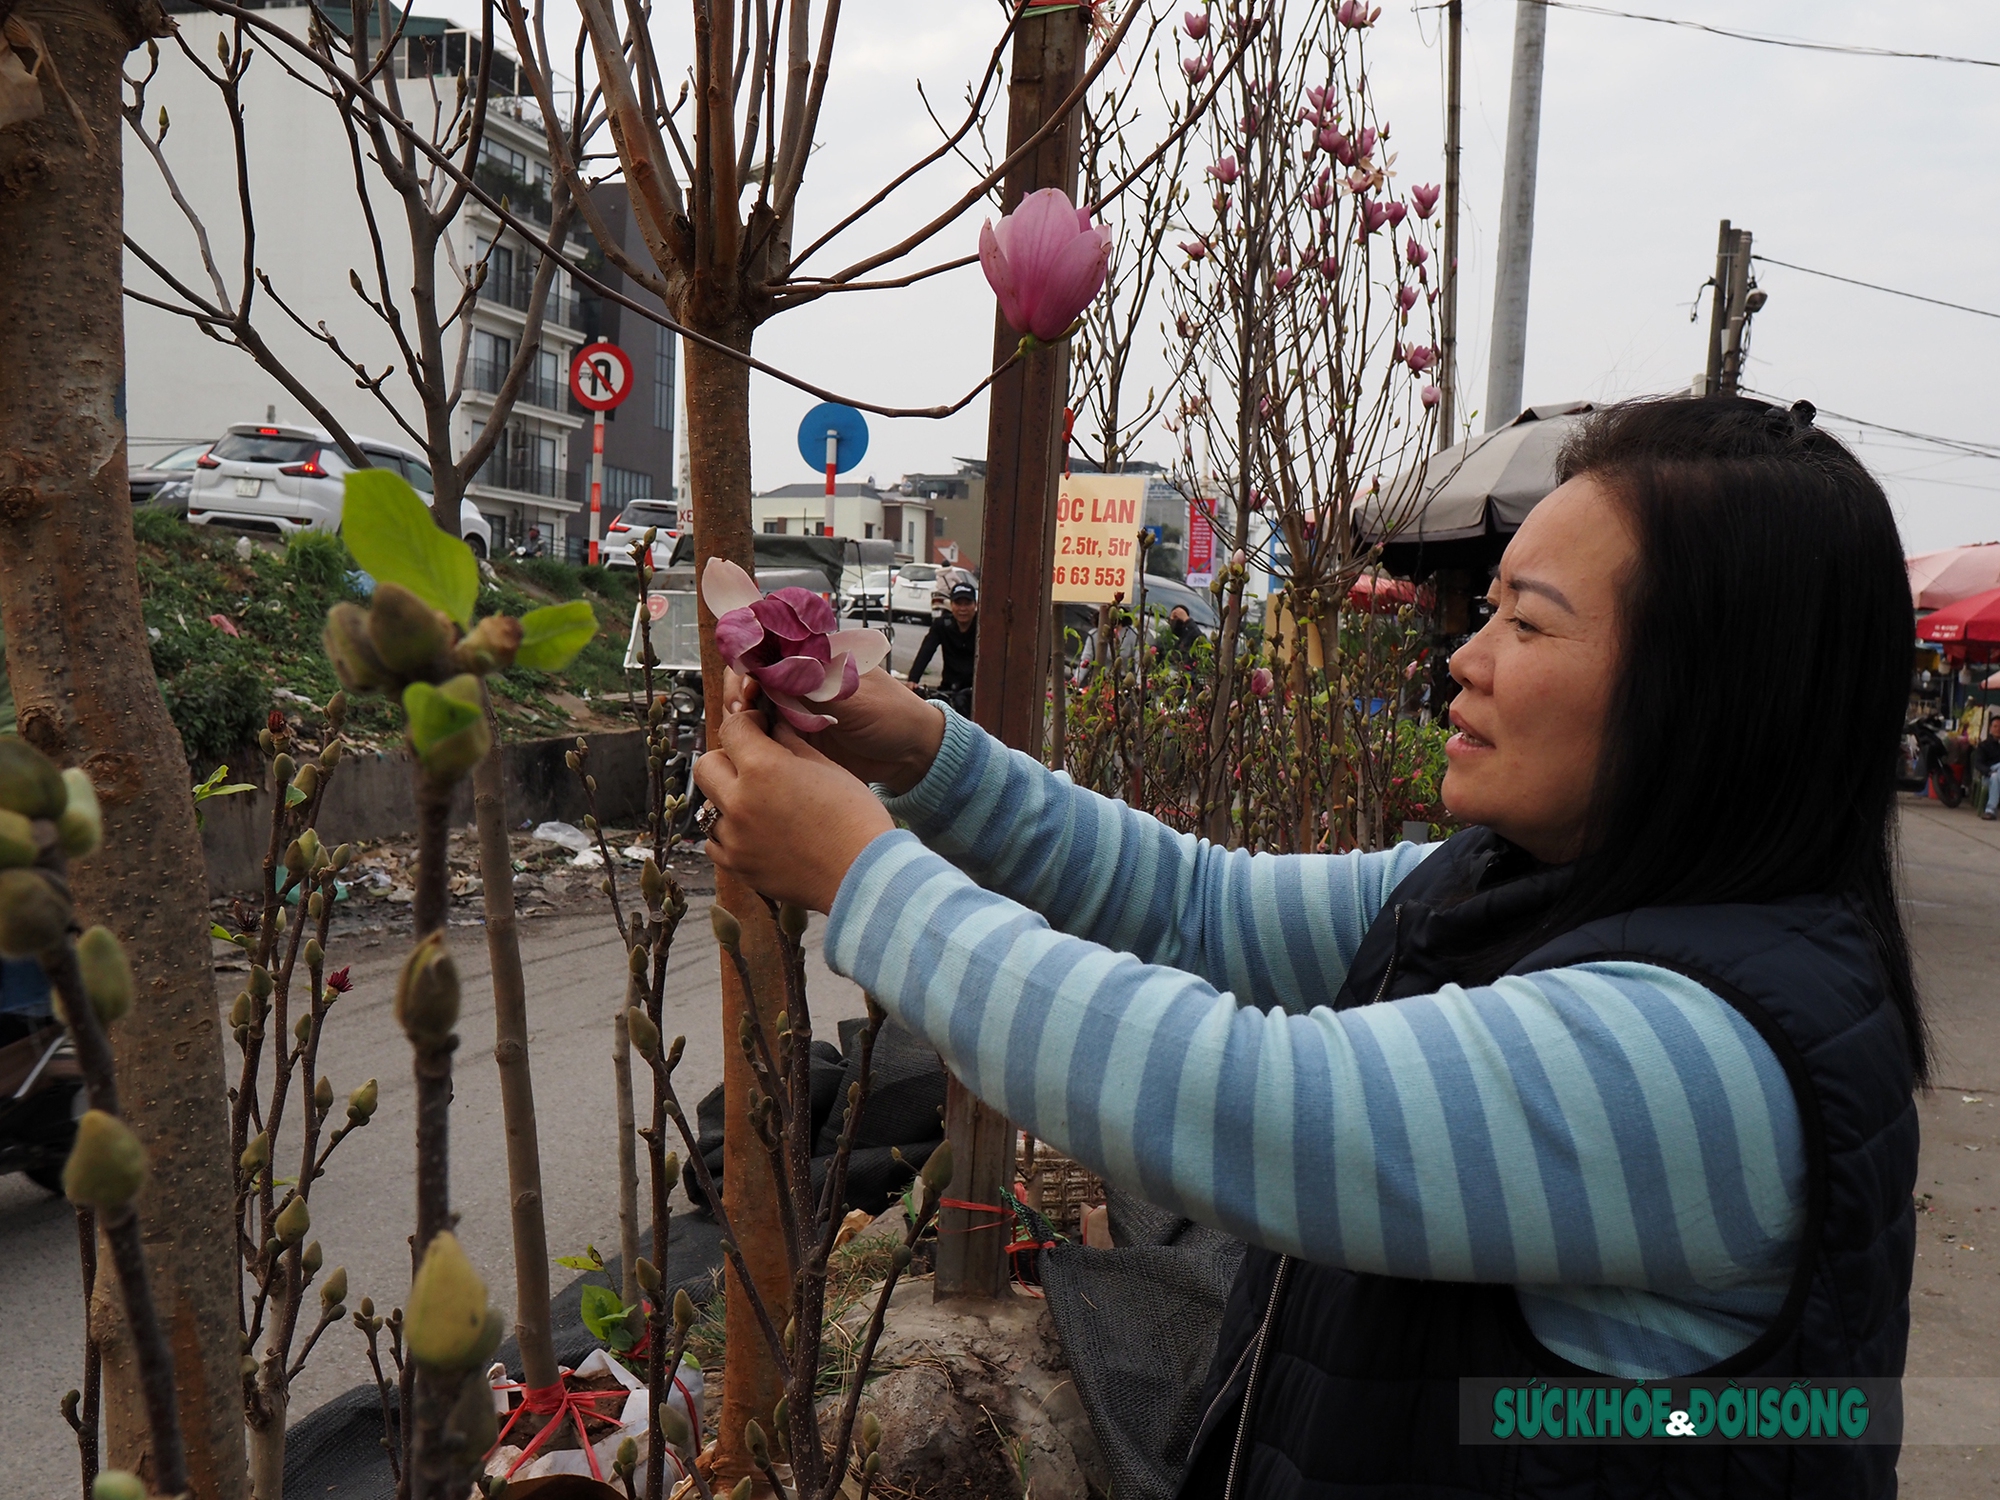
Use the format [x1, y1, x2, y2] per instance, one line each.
[0, 1009, 85, 1195]
[1899, 715, 1967, 808]
[911, 681, 973, 719]
[657, 677, 709, 845]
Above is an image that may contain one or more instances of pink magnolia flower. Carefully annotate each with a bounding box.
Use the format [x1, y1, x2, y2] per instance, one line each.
[1183, 51, 1213, 83]
[1421, 384, 1442, 409]
[979, 188, 1113, 342]
[1404, 238, 1428, 267]
[1411, 183, 1442, 218]
[1405, 344, 1436, 374]
[1344, 169, 1371, 194]
[1208, 155, 1239, 185]
[1384, 200, 1408, 227]
[1273, 267, 1296, 291]
[1397, 284, 1419, 313]
[1249, 666, 1275, 697]
[1183, 9, 1208, 39]
[1355, 126, 1376, 159]
[1180, 238, 1209, 261]
[1336, 1, 1380, 27]
[703, 559, 889, 732]
[1306, 170, 1334, 210]
[1360, 199, 1391, 233]
[1326, 129, 1356, 166]
[1319, 254, 1339, 278]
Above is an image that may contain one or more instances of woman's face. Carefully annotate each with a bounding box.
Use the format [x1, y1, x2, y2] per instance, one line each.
[1442, 475, 1636, 863]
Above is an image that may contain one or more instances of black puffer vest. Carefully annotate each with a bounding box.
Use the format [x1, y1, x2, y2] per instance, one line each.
[1177, 828, 1918, 1499]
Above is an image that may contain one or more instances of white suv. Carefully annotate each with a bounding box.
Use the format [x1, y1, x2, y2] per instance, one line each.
[187, 424, 493, 557]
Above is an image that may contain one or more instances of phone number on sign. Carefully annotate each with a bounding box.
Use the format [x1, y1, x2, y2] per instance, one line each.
[1054, 565, 1129, 589]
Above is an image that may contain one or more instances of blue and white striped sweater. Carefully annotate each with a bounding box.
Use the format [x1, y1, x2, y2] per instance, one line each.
[823, 709, 1805, 1378]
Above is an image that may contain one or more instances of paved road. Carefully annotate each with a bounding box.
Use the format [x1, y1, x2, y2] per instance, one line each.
[0, 892, 867, 1497]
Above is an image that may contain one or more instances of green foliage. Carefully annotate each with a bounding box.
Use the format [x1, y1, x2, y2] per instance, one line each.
[153, 622, 271, 765]
[513, 556, 583, 597]
[577, 1281, 643, 1354]
[284, 529, 354, 591]
[515, 600, 598, 671]
[401, 679, 481, 754]
[131, 505, 187, 548]
[341, 470, 478, 625]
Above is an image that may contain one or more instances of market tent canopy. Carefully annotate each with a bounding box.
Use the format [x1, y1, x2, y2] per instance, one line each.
[1914, 584, 2000, 656]
[1358, 401, 1597, 575]
[1907, 542, 2000, 610]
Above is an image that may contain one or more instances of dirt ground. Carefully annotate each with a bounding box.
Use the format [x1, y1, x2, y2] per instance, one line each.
[1896, 796, 2000, 1494]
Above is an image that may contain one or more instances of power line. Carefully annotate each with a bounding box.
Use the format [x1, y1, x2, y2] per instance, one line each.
[1752, 255, 2000, 323]
[1526, 1, 2000, 70]
[1741, 390, 2000, 463]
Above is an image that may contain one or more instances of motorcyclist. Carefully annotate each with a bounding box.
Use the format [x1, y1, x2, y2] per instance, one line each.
[908, 582, 977, 715]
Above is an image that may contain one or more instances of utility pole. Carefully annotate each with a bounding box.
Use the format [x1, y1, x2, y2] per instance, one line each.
[1483, 0, 1549, 432]
[1437, 0, 1463, 449]
[944, 2, 1087, 1301]
[1702, 221, 1761, 396]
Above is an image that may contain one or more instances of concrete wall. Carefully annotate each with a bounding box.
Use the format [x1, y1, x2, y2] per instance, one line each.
[199, 729, 649, 895]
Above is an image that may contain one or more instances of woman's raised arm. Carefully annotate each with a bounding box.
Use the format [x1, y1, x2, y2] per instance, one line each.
[880, 708, 1430, 1011]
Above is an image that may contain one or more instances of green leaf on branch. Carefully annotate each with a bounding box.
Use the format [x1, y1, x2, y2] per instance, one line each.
[578, 1283, 642, 1352]
[514, 600, 599, 671]
[402, 680, 482, 756]
[193, 765, 257, 803]
[342, 470, 478, 626]
[554, 1255, 598, 1271]
[284, 784, 309, 808]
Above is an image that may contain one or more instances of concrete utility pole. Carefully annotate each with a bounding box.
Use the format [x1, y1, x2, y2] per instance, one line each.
[1703, 221, 1761, 396]
[1437, 0, 1463, 449]
[1483, 0, 1549, 432]
[945, 2, 1087, 1301]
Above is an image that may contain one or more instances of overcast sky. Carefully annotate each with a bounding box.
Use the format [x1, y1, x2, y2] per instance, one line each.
[426, 0, 2000, 553]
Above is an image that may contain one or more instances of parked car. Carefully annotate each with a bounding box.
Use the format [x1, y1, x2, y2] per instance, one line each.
[602, 498, 680, 568]
[187, 424, 493, 556]
[130, 441, 214, 513]
[889, 563, 939, 620]
[840, 567, 893, 618]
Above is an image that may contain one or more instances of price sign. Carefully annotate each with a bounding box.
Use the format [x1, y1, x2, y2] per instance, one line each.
[1186, 499, 1217, 587]
[1051, 474, 1147, 603]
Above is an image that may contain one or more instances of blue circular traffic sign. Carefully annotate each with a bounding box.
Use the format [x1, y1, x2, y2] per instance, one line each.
[797, 403, 869, 475]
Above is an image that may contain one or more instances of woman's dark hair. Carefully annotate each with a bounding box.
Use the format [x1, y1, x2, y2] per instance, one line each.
[1541, 395, 1927, 1083]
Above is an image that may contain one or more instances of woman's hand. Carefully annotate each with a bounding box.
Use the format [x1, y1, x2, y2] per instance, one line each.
[693, 710, 896, 913]
[724, 665, 945, 795]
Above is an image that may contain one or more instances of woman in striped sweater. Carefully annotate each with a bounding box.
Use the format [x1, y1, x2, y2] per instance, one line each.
[695, 396, 1922, 1498]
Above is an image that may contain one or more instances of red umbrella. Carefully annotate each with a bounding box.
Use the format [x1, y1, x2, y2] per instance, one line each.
[1915, 584, 2000, 658]
[1907, 542, 2000, 610]
[1347, 572, 1433, 613]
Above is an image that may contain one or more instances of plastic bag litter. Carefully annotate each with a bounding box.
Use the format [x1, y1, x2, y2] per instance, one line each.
[483, 1346, 704, 1490]
[530, 821, 594, 853]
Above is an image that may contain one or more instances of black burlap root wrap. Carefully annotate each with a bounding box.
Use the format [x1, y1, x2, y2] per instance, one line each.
[280, 1213, 726, 1499]
[681, 1017, 946, 1216]
[1041, 1188, 1246, 1500]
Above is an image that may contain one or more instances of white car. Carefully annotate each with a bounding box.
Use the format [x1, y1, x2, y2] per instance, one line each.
[840, 568, 893, 618]
[187, 424, 493, 557]
[889, 563, 939, 620]
[601, 498, 680, 569]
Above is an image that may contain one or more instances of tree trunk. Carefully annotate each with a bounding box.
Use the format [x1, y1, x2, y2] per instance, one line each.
[682, 319, 791, 1482]
[0, 4, 248, 1495]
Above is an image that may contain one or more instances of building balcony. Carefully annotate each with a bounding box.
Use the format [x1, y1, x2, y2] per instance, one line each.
[473, 452, 577, 502]
[468, 359, 570, 415]
[474, 268, 581, 331]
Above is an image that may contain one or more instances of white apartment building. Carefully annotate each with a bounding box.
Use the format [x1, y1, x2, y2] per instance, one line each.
[125, 7, 586, 549]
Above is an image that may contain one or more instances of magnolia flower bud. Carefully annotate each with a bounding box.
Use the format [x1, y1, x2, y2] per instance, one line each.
[366, 582, 455, 680]
[0, 737, 66, 819]
[330, 843, 355, 872]
[658, 1399, 692, 1449]
[302, 1240, 323, 1278]
[710, 905, 740, 951]
[626, 1006, 660, 1059]
[778, 903, 808, 937]
[565, 750, 581, 771]
[860, 1410, 882, 1455]
[615, 1436, 639, 1475]
[731, 1478, 753, 1500]
[292, 762, 320, 801]
[325, 603, 391, 693]
[250, 965, 273, 1000]
[0, 809, 35, 869]
[404, 1231, 492, 1369]
[453, 613, 523, 675]
[321, 1265, 348, 1309]
[348, 1078, 379, 1124]
[241, 1132, 270, 1174]
[634, 1256, 661, 1296]
[415, 675, 492, 782]
[627, 944, 646, 977]
[64, 1110, 147, 1211]
[395, 934, 459, 1046]
[271, 753, 296, 785]
[230, 991, 252, 1029]
[447, 1352, 500, 1454]
[274, 1195, 311, 1244]
[320, 740, 344, 769]
[0, 869, 71, 960]
[640, 859, 666, 909]
[93, 1472, 146, 1500]
[745, 1420, 771, 1467]
[673, 1287, 696, 1336]
[58, 770, 102, 859]
[315, 1074, 334, 1114]
[921, 1140, 955, 1201]
[76, 927, 133, 1026]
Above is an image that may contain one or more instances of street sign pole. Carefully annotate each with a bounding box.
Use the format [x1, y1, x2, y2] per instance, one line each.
[590, 409, 606, 565]
[796, 404, 868, 541]
[824, 430, 838, 535]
